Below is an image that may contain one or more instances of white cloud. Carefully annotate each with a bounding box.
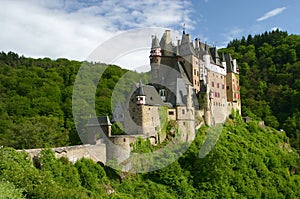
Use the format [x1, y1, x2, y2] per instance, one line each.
[256, 7, 287, 21]
[0, 0, 193, 65]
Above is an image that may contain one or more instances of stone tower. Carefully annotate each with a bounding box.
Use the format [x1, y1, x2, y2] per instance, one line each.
[150, 35, 162, 83]
[225, 54, 241, 115]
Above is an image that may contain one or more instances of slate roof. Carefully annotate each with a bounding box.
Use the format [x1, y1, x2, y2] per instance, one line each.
[225, 53, 234, 72]
[159, 30, 174, 56]
[151, 35, 160, 48]
[136, 80, 145, 96]
[135, 83, 163, 106]
[179, 33, 196, 56]
[112, 101, 124, 122]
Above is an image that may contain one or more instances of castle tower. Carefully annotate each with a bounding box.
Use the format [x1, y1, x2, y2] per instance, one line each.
[225, 54, 241, 116]
[179, 31, 201, 92]
[136, 80, 146, 105]
[150, 35, 161, 83]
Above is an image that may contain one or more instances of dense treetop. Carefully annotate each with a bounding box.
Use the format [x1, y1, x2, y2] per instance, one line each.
[219, 29, 300, 150]
[0, 53, 148, 148]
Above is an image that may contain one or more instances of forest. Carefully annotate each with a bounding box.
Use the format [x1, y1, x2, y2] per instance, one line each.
[219, 29, 300, 150]
[0, 29, 300, 198]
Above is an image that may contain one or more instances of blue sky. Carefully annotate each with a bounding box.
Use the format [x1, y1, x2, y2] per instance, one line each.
[1, 0, 299, 70]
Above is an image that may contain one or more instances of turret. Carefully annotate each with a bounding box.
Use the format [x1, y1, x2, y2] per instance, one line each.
[150, 35, 161, 83]
[203, 44, 210, 67]
[150, 35, 161, 64]
[136, 80, 146, 105]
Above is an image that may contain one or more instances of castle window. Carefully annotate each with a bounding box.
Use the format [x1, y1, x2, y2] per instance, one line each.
[182, 109, 185, 114]
[212, 81, 214, 87]
[217, 83, 219, 88]
[124, 138, 126, 142]
[222, 84, 225, 89]
[194, 80, 196, 85]
[194, 69, 196, 75]
[227, 86, 229, 90]
[169, 111, 174, 115]
[159, 89, 166, 96]
[150, 97, 153, 100]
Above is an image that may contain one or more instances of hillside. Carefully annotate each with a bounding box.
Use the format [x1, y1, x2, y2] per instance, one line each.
[219, 29, 300, 150]
[0, 118, 299, 198]
[0, 30, 300, 198]
[0, 53, 148, 148]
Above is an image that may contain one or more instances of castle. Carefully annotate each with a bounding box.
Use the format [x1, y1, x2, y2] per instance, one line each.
[22, 30, 241, 170]
[84, 29, 241, 165]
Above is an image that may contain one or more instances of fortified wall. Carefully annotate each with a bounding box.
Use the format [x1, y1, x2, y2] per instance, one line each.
[19, 143, 106, 164]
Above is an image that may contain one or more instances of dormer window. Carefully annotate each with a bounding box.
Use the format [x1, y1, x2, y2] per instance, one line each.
[136, 96, 145, 105]
[159, 89, 166, 101]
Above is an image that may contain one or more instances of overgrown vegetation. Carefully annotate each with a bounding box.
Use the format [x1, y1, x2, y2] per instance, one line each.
[219, 29, 300, 150]
[1, 29, 300, 197]
[0, 119, 299, 198]
[0, 52, 148, 148]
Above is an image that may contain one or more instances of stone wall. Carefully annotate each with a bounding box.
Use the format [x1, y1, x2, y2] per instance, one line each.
[206, 70, 227, 124]
[106, 135, 137, 164]
[20, 143, 106, 164]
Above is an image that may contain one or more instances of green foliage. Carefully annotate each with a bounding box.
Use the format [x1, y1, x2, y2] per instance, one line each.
[75, 158, 107, 191]
[0, 52, 147, 149]
[0, 180, 25, 199]
[131, 137, 153, 153]
[112, 122, 125, 135]
[220, 29, 300, 149]
[1, 30, 300, 197]
[0, 120, 299, 198]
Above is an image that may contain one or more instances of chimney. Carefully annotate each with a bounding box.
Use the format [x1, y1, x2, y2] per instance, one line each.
[195, 38, 199, 49]
[165, 30, 172, 45]
[186, 34, 190, 42]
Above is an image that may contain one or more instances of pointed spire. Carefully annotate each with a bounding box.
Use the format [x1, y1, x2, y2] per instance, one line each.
[136, 79, 145, 96]
[151, 35, 160, 48]
[222, 52, 226, 62]
[183, 23, 186, 34]
[159, 30, 173, 55]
